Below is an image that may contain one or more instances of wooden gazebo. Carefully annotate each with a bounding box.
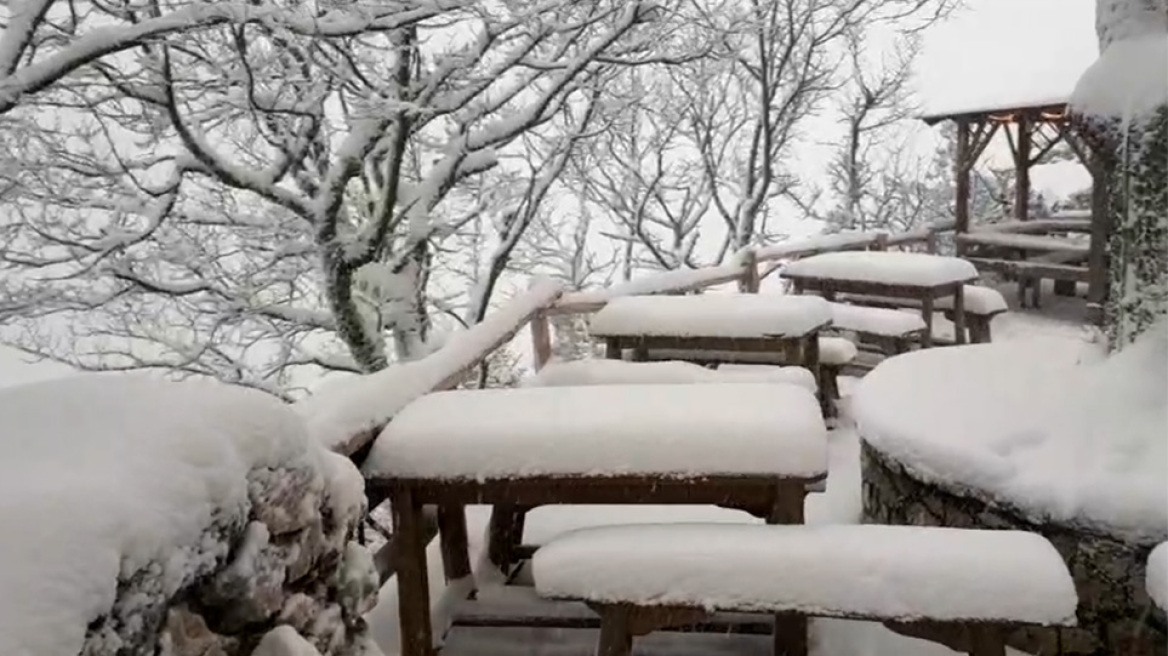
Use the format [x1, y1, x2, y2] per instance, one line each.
[921, 97, 1108, 323]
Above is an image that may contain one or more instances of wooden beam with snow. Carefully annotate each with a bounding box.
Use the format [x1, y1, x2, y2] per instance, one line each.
[296, 278, 564, 456]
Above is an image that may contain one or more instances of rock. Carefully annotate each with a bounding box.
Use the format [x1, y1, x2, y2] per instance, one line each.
[160, 607, 229, 656]
[250, 466, 325, 536]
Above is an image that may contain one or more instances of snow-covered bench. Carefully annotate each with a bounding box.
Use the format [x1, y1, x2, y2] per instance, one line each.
[837, 284, 1007, 343]
[533, 524, 1078, 656]
[634, 338, 855, 417]
[363, 383, 828, 656]
[827, 301, 927, 355]
[524, 358, 817, 393]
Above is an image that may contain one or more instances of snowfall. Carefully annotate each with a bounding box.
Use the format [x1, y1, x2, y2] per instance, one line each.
[0, 289, 1165, 656]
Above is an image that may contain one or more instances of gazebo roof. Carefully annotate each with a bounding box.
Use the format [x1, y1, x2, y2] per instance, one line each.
[920, 93, 1070, 125]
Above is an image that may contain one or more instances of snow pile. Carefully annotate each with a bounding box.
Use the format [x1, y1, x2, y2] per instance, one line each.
[854, 319, 1168, 541]
[524, 358, 815, 392]
[1148, 543, 1168, 612]
[589, 293, 831, 338]
[783, 252, 978, 287]
[0, 374, 377, 656]
[296, 279, 562, 453]
[533, 524, 1078, 625]
[1071, 23, 1168, 119]
[363, 383, 828, 480]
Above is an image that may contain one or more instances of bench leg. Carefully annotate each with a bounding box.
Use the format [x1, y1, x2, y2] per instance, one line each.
[773, 614, 808, 656]
[597, 606, 634, 656]
[968, 626, 1006, 656]
[968, 317, 991, 344]
[487, 504, 529, 575]
[437, 504, 472, 584]
[390, 488, 436, 656]
[920, 297, 934, 348]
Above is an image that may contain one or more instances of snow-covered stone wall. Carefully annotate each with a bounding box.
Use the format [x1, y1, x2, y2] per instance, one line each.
[0, 375, 380, 656]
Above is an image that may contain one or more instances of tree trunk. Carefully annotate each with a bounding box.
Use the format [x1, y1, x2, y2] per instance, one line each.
[1070, 0, 1168, 351]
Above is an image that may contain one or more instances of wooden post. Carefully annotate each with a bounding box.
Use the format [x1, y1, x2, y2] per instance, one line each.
[529, 310, 553, 371]
[597, 606, 634, 656]
[437, 504, 472, 582]
[925, 229, 939, 255]
[738, 248, 761, 293]
[872, 233, 889, 252]
[954, 119, 973, 248]
[1014, 114, 1032, 221]
[1086, 162, 1109, 326]
[390, 488, 435, 656]
[951, 285, 967, 345]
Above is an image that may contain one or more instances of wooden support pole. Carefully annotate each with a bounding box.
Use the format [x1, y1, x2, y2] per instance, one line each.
[954, 119, 973, 250]
[1014, 114, 1033, 221]
[529, 310, 553, 371]
[738, 248, 761, 293]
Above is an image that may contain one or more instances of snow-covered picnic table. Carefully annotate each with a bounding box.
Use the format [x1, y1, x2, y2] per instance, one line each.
[361, 383, 828, 656]
[781, 251, 979, 347]
[588, 294, 833, 409]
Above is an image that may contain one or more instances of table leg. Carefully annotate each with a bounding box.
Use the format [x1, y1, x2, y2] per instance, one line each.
[437, 504, 472, 583]
[768, 483, 809, 656]
[952, 286, 967, 345]
[801, 336, 828, 417]
[391, 488, 435, 656]
[920, 296, 934, 348]
[487, 504, 528, 575]
[605, 338, 621, 360]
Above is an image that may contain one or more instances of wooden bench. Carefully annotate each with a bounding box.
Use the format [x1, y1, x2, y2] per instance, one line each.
[365, 384, 829, 656]
[525, 358, 817, 393]
[635, 338, 855, 418]
[533, 524, 1079, 656]
[837, 284, 1007, 344]
[827, 301, 927, 355]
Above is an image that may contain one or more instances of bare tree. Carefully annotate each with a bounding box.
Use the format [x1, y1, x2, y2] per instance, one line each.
[570, 0, 955, 273]
[0, 0, 674, 394]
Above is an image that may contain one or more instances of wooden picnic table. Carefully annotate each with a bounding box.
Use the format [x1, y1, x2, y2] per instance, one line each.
[588, 294, 833, 406]
[780, 251, 979, 348]
[363, 384, 829, 656]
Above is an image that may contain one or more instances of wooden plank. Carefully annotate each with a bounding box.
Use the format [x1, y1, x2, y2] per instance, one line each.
[972, 218, 1091, 234]
[450, 585, 775, 635]
[956, 232, 1089, 254]
[964, 257, 1089, 282]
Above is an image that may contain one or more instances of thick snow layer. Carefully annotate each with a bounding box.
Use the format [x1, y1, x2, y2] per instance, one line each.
[589, 294, 832, 339]
[839, 285, 1007, 315]
[1149, 543, 1168, 612]
[525, 358, 816, 392]
[533, 524, 1078, 625]
[958, 231, 1091, 254]
[783, 252, 978, 287]
[296, 278, 562, 452]
[558, 265, 745, 307]
[1071, 32, 1168, 120]
[854, 321, 1168, 541]
[0, 374, 317, 656]
[820, 337, 858, 366]
[253, 626, 325, 656]
[828, 302, 926, 337]
[363, 384, 827, 480]
[755, 231, 884, 261]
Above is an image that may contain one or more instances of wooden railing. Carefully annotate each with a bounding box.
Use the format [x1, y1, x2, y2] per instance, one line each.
[306, 221, 955, 459]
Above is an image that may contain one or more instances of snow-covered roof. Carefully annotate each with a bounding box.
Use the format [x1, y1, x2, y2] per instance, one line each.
[920, 93, 1070, 124]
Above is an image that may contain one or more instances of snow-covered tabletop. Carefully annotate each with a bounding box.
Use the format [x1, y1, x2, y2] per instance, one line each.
[0, 374, 328, 656]
[853, 323, 1168, 543]
[533, 524, 1078, 625]
[1149, 543, 1168, 613]
[588, 294, 832, 339]
[781, 251, 978, 289]
[363, 383, 827, 481]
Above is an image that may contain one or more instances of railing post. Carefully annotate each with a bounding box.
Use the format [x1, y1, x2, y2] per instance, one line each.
[738, 249, 760, 293]
[925, 229, 938, 254]
[529, 309, 553, 371]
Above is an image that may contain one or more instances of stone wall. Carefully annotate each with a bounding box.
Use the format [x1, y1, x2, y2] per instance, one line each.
[82, 453, 380, 656]
[862, 441, 1166, 656]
